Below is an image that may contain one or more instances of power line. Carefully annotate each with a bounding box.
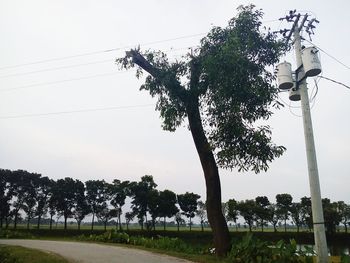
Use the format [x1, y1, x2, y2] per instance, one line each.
[319, 76, 350, 90]
[0, 104, 155, 120]
[0, 59, 112, 79]
[0, 33, 206, 71]
[0, 71, 133, 92]
[303, 39, 350, 70]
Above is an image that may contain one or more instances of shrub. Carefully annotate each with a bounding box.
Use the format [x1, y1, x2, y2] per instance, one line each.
[0, 230, 34, 239]
[228, 233, 314, 263]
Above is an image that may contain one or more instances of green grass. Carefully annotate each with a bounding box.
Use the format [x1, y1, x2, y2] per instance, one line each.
[0, 245, 71, 263]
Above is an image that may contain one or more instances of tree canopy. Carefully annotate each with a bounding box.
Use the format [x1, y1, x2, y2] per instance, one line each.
[117, 5, 286, 174]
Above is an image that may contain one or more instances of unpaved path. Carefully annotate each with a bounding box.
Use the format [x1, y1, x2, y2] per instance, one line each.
[0, 239, 194, 263]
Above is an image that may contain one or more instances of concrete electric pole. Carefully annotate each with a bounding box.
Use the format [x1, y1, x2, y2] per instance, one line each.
[276, 12, 328, 263]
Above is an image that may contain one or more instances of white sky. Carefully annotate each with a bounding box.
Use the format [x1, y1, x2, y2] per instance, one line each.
[0, 0, 349, 206]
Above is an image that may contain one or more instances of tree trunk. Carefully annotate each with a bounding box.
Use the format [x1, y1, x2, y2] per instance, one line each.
[163, 217, 166, 231]
[261, 219, 264, 232]
[14, 212, 18, 230]
[64, 216, 67, 230]
[186, 98, 230, 256]
[27, 217, 30, 229]
[37, 214, 41, 229]
[91, 213, 95, 231]
[177, 222, 179, 232]
[118, 214, 122, 231]
[49, 214, 53, 230]
[78, 221, 81, 230]
[284, 218, 287, 232]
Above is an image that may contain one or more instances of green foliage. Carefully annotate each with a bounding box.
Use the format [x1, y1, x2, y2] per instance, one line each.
[228, 233, 314, 263]
[0, 229, 34, 239]
[116, 5, 287, 174]
[341, 254, 350, 263]
[76, 230, 130, 244]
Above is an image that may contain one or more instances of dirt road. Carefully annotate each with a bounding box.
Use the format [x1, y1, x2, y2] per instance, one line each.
[0, 239, 194, 263]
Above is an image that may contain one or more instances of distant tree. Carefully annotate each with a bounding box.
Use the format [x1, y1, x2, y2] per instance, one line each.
[276, 193, 293, 232]
[117, 5, 286, 255]
[47, 180, 58, 230]
[175, 212, 185, 232]
[322, 198, 341, 235]
[147, 189, 160, 230]
[11, 170, 39, 229]
[290, 202, 303, 232]
[129, 175, 157, 230]
[86, 180, 109, 230]
[158, 190, 179, 231]
[97, 207, 117, 231]
[72, 180, 90, 230]
[300, 196, 312, 231]
[55, 177, 79, 230]
[177, 192, 200, 231]
[226, 198, 239, 231]
[110, 179, 130, 231]
[255, 196, 270, 232]
[22, 192, 36, 230]
[0, 169, 13, 228]
[196, 200, 207, 232]
[337, 201, 350, 233]
[34, 176, 51, 229]
[266, 204, 281, 232]
[125, 211, 135, 230]
[237, 200, 257, 232]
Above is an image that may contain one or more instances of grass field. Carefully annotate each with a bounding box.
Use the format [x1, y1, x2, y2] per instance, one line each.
[0, 244, 71, 263]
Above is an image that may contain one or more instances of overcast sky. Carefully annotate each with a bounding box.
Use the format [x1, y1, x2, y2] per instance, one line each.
[0, 0, 349, 205]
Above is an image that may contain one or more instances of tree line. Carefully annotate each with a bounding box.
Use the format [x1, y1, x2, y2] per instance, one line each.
[1, 169, 349, 234]
[224, 194, 350, 234]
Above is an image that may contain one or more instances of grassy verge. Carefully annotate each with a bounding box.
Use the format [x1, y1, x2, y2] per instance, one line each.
[0, 244, 72, 263]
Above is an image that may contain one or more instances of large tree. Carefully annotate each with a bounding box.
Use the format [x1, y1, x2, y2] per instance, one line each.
[117, 5, 285, 255]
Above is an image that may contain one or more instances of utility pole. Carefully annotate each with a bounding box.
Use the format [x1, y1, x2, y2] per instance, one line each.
[277, 11, 328, 263]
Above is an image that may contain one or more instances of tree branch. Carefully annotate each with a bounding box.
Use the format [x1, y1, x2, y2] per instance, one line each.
[126, 49, 189, 104]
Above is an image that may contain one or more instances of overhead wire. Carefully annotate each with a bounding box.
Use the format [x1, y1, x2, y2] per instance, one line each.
[0, 104, 155, 120]
[0, 32, 206, 71]
[0, 59, 112, 79]
[0, 71, 134, 92]
[302, 39, 350, 70]
[318, 76, 350, 90]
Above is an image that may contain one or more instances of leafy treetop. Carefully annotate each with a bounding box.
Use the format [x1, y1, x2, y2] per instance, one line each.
[117, 5, 286, 174]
